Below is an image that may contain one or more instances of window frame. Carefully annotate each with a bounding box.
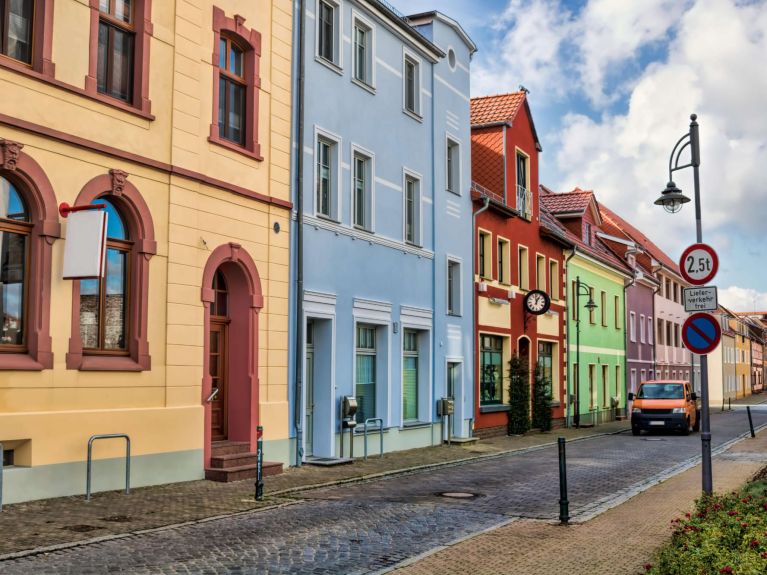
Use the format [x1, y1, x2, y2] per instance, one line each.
[208, 7, 263, 160]
[316, 0, 342, 71]
[85, 0, 153, 116]
[629, 311, 636, 342]
[446, 135, 461, 195]
[639, 313, 646, 343]
[403, 168, 422, 246]
[0, 0, 54, 78]
[217, 34, 248, 147]
[401, 328, 419, 423]
[446, 256, 462, 316]
[518, 245, 529, 290]
[402, 48, 422, 120]
[350, 144, 374, 232]
[497, 237, 510, 285]
[351, 10, 374, 90]
[478, 230, 490, 279]
[515, 149, 531, 219]
[600, 291, 607, 326]
[314, 127, 341, 221]
[549, 260, 559, 299]
[648, 316, 653, 344]
[355, 323, 377, 424]
[536, 253, 546, 292]
[480, 334, 504, 406]
[614, 295, 621, 329]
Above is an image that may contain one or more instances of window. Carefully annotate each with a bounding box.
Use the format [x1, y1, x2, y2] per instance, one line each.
[478, 232, 489, 278]
[209, 8, 263, 158]
[80, 199, 129, 352]
[600, 291, 607, 326]
[614, 295, 621, 329]
[648, 316, 653, 344]
[497, 239, 509, 284]
[588, 287, 595, 324]
[666, 321, 672, 347]
[630, 369, 637, 394]
[515, 152, 530, 218]
[588, 364, 596, 409]
[629, 312, 636, 342]
[518, 246, 529, 290]
[403, 53, 421, 116]
[352, 151, 372, 230]
[549, 261, 559, 299]
[217, 36, 246, 145]
[657, 318, 664, 345]
[602, 365, 609, 407]
[352, 15, 373, 86]
[446, 138, 460, 194]
[355, 324, 376, 424]
[1, 0, 33, 64]
[640, 314, 646, 343]
[96, 0, 136, 102]
[402, 329, 419, 422]
[480, 335, 503, 405]
[536, 255, 546, 292]
[583, 222, 592, 245]
[317, 0, 339, 65]
[571, 281, 578, 320]
[674, 324, 680, 348]
[447, 258, 461, 316]
[641, 369, 647, 384]
[0, 178, 30, 351]
[315, 135, 338, 218]
[404, 173, 420, 245]
[615, 365, 621, 401]
[538, 342, 553, 396]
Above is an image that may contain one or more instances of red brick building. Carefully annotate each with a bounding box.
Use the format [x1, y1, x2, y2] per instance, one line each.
[471, 93, 570, 436]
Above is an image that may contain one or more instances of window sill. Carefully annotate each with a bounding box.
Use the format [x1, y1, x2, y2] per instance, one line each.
[353, 224, 374, 234]
[316, 213, 341, 225]
[401, 421, 431, 429]
[405, 240, 422, 249]
[208, 135, 264, 161]
[480, 404, 510, 413]
[351, 78, 376, 94]
[403, 108, 423, 123]
[315, 55, 343, 76]
[67, 354, 149, 372]
[0, 353, 47, 371]
[447, 311, 462, 317]
[446, 188, 462, 196]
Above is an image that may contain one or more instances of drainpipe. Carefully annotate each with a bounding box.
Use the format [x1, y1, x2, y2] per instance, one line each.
[472, 196, 490, 435]
[293, 0, 306, 467]
[651, 282, 660, 380]
[623, 271, 637, 419]
[563, 247, 577, 427]
[430, 64, 437, 446]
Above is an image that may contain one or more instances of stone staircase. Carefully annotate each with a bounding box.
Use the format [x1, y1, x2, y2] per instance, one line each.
[205, 440, 283, 482]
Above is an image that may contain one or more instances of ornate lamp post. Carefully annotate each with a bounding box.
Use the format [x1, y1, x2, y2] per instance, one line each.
[574, 276, 597, 429]
[654, 113, 712, 495]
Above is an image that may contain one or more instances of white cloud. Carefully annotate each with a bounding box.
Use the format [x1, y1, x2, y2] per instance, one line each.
[719, 286, 767, 312]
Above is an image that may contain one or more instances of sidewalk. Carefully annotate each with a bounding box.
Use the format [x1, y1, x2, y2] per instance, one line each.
[0, 420, 629, 557]
[390, 426, 767, 575]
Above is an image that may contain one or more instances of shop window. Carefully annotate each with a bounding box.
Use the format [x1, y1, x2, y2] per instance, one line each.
[480, 335, 503, 405]
[0, 179, 30, 352]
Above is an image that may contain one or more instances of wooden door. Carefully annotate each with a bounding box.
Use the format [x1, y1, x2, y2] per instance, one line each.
[209, 319, 228, 441]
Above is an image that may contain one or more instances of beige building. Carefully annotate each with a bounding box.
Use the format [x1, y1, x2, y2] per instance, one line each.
[0, 0, 292, 503]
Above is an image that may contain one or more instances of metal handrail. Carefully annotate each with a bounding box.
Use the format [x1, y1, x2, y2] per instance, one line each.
[0, 442, 4, 512]
[363, 418, 384, 460]
[86, 434, 131, 501]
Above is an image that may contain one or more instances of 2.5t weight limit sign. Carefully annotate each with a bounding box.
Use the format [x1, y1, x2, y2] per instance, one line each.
[679, 243, 718, 286]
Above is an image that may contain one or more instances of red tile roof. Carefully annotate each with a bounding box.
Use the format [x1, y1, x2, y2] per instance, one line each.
[470, 92, 526, 126]
[597, 204, 678, 273]
[539, 188, 594, 216]
[471, 129, 505, 197]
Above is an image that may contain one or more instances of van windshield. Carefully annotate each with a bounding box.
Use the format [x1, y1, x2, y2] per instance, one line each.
[637, 384, 685, 399]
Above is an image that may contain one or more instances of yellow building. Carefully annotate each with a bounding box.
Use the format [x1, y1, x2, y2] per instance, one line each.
[731, 317, 752, 399]
[0, 0, 292, 503]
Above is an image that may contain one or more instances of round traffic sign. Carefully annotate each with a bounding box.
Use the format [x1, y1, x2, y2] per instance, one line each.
[679, 243, 718, 285]
[682, 312, 722, 355]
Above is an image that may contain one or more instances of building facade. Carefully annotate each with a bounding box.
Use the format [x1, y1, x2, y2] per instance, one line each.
[289, 2, 477, 462]
[1, 0, 293, 503]
[540, 189, 630, 427]
[469, 92, 569, 435]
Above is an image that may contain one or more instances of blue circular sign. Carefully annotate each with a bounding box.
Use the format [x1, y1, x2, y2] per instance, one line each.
[682, 312, 722, 355]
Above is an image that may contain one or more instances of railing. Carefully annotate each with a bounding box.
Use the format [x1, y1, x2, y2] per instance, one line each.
[86, 434, 131, 502]
[363, 418, 384, 460]
[471, 181, 505, 205]
[517, 185, 532, 220]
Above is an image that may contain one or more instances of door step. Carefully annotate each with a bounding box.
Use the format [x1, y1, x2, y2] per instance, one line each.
[211, 441, 251, 457]
[205, 460, 283, 482]
[304, 457, 354, 466]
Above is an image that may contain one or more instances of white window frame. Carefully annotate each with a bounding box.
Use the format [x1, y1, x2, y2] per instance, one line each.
[351, 10, 375, 90]
[497, 237, 510, 285]
[518, 244, 529, 290]
[648, 316, 653, 344]
[402, 48, 422, 120]
[549, 260, 559, 299]
[639, 314, 646, 343]
[313, 126, 342, 220]
[403, 168, 422, 246]
[445, 134, 461, 195]
[629, 311, 636, 342]
[315, 0, 343, 71]
[446, 256, 462, 316]
[350, 143, 375, 232]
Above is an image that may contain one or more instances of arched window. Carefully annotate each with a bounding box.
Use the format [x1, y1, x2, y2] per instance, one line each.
[209, 7, 262, 160]
[67, 170, 155, 371]
[79, 198, 130, 352]
[0, 178, 31, 350]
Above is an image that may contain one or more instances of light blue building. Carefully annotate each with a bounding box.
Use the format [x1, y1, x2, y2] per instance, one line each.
[289, 1, 476, 463]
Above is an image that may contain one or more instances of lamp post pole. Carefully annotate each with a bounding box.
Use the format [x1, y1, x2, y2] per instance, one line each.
[574, 276, 596, 429]
[656, 114, 712, 495]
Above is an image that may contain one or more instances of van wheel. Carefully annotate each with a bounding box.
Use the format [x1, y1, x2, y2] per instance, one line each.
[632, 427, 640, 436]
[683, 418, 692, 436]
[693, 410, 701, 432]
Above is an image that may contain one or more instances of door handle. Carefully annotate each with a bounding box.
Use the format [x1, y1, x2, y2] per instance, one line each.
[206, 388, 220, 403]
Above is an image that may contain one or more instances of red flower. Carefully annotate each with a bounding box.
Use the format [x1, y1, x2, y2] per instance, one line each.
[742, 523, 749, 529]
[644, 564, 653, 572]
[751, 539, 760, 548]
[720, 567, 733, 574]
[728, 510, 738, 516]
[761, 552, 767, 559]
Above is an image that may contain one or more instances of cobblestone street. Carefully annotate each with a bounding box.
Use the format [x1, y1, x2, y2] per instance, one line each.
[2, 407, 766, 574]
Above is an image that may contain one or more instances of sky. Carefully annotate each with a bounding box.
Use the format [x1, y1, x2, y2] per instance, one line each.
[404, 0, 767, 312]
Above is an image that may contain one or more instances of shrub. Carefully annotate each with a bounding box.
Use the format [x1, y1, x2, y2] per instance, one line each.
[646, 480, 767, 575]
[532, 364, 553, 431]
[507, 352, 530, 435]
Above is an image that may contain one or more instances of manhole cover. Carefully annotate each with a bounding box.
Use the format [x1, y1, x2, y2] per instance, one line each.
[100, 515, 132, 523]
[63, 525, 100, 533]
[438, 492, 477, 499]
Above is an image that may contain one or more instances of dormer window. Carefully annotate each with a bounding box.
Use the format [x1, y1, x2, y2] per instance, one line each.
[583, 222, 592, 245]
[515, 152, 531, 220]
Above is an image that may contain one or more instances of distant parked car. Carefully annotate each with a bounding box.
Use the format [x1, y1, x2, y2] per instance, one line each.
[628, 380, 700, 436]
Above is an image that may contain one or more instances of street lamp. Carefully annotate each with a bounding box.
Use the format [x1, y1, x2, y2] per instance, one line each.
[574, 276, 597, 429]
[654, 113, 713, 495]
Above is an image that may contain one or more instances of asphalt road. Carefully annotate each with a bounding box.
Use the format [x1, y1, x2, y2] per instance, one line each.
[3, 408, 766, 574]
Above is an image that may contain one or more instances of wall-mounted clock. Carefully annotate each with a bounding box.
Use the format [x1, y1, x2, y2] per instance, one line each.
[523, 289, 551, 316]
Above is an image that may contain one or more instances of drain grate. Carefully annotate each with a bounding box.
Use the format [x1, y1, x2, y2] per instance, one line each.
[437, 492, 477, 499]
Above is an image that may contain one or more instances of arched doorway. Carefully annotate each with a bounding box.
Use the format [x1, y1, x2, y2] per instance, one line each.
[201, 243, 263, 468]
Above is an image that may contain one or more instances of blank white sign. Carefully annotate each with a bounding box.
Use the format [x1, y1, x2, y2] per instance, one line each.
[62, 210, 107, 279]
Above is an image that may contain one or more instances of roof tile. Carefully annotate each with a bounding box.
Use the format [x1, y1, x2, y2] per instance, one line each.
[471, 92, 526, 126]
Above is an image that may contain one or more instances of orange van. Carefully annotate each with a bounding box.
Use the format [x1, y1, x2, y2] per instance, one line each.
[627, 380, 699, 436]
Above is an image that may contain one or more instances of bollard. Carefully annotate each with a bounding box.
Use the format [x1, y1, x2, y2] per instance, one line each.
[747, 406, 756, 438]
[255, 426, 264, 501]
[729, 397, 732, 411]
[558, 437, 570, 525]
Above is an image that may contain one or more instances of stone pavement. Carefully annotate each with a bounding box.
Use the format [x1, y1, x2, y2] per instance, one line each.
[0, 420, 630, 557]
[389, 419, 767, 575]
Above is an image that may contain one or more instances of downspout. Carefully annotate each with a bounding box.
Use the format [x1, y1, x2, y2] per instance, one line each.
[430, 63, 437, 446]
[293, 0, 306, 467]
[623, 271, 637, 419]
[472, 196, 490, 436]
[651, 282, 661, 380]
[563, 246, 577, 427]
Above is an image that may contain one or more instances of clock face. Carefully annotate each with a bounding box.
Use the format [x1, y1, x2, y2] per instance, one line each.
[524, 290, 551, 315]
